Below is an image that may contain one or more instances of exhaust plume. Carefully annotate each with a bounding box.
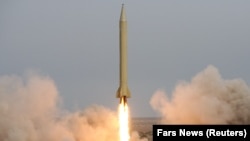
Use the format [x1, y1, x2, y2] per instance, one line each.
[150, 65, 250, 124]
[0, 72, 146, 141]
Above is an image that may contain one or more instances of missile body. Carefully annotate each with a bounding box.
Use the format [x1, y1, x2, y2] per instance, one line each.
[116, 4, 131, 103]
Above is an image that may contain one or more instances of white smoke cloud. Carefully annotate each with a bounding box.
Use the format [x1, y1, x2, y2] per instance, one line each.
[150, 65, 250, 124]
[0, 72, 146, 141]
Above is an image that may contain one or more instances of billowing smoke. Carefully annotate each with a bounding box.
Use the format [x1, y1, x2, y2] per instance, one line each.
[150, 65, 250, 124]
[0, 72, 146, 141]
[3, 65, 249, 141]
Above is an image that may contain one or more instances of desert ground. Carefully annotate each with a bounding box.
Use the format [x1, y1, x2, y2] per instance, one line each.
[131, 117, 160, 141]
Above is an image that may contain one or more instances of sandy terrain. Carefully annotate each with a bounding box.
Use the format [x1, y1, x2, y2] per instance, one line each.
[131, 118, 160, 141]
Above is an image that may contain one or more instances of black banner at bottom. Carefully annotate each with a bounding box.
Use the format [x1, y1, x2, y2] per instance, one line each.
[153, 125, 250, 141]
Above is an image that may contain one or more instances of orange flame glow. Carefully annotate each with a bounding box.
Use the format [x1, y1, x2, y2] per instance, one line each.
[119, 98, 130, 141]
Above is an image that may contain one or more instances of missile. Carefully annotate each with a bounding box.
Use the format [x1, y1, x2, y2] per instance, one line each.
[116, 4, 131, 104]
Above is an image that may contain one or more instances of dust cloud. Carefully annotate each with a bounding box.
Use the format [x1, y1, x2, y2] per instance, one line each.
[0, 73, 146, 141]
[150, 65, 250, 124]
[2, 65, 249, 141]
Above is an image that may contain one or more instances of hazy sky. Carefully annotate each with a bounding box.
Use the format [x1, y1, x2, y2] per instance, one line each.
[1, 0, 250, 117]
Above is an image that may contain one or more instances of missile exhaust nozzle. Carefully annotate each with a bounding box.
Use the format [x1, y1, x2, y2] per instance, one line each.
[120, 96, 127, 105]
[119, 96, 127, 106]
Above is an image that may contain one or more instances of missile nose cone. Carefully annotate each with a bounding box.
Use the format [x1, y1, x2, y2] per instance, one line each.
[120, 4, 126, 21]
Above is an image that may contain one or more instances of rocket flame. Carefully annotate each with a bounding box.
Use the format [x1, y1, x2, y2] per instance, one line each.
[118, 98, 130, 141]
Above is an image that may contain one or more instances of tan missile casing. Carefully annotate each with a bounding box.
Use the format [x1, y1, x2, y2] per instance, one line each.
[116, 4, 131, 99]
